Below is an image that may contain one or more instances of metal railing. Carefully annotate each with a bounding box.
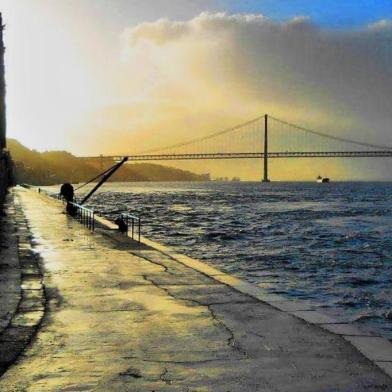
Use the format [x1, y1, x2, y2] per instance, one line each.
[121, 213, 141, 242]
[69, 202, 95, 231]
[32, 186, 143, 239]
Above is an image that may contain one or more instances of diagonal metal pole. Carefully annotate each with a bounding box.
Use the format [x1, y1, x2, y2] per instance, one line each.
[80, 157, 128, 205]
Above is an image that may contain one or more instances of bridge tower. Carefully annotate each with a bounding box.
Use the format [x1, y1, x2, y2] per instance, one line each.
[262, 114, 270, 182]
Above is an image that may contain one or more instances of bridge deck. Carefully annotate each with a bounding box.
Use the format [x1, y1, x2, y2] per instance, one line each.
[79, 151, 392, 161]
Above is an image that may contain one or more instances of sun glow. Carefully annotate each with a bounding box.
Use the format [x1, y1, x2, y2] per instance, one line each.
[2, 1, 112, 151]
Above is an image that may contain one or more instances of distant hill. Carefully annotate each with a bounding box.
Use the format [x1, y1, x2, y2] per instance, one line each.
[7, 139, 210, 185]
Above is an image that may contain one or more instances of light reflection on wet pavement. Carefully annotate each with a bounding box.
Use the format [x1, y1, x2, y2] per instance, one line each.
[2, 187, 392, 391]
[71, 181, 392, 339]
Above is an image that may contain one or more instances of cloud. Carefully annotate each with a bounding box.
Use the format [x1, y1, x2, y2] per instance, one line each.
[83, 13, 392, 179]
[124, 13, 391, 130]
[368, 19, 392, 31]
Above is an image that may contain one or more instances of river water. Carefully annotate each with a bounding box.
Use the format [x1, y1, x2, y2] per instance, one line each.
[48, 181, 392, 338]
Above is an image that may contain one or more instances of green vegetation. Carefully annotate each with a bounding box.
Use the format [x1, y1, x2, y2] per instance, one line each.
[7, 139, 210, 185]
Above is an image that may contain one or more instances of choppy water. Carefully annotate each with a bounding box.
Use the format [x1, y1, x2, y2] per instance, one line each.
[50, 182, 392, 338]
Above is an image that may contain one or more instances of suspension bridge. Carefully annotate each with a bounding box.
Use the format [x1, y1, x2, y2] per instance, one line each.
[79, 115, 392, 182]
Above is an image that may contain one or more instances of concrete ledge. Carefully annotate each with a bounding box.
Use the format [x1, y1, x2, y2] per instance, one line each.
[376, 362, 392, 379]
[290, 310, 342, 325]
[321, 323, 375, 336]
[345, 336, 392, 362]
[270, 300, 318, 312]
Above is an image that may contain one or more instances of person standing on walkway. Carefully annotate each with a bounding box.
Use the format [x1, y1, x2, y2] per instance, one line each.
[60, 183, 76, 215]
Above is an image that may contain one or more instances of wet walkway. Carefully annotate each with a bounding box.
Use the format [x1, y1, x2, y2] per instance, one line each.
[0, 187, 391, 391]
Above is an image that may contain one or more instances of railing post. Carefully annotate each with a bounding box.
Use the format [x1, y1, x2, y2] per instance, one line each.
[120, 213, 141, 242]
[68, 202, 95, 232]
[262, 114, 270, 182]
[126, 215, 129, 235]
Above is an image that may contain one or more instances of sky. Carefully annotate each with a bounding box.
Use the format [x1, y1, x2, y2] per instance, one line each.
[223, 0, 392, 29]
[1, 0, 392, 180]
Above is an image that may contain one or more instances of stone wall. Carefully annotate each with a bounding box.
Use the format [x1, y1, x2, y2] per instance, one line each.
[0, 149, 13, 209]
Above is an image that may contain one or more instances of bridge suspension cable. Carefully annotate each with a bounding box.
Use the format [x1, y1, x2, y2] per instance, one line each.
[138, 115, 265, 154]
[269, 115, 392, 151]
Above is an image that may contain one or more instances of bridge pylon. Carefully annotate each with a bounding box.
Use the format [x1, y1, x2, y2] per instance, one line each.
[262, 114, 270, 183]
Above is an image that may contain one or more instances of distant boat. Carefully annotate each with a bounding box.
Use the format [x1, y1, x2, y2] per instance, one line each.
[317, 175, 330, 183]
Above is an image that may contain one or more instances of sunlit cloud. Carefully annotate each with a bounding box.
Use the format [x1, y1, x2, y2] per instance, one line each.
[368, 19, 392, 31]
[120, 12, 392, 139]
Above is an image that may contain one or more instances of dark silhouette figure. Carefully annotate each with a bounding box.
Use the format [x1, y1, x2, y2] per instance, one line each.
[60, 183, 76, 215]
[60, 183, 74, 202]
[115, 216, 128, 233]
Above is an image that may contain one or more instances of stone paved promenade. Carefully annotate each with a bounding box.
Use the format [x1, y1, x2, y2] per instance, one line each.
[0, 187, 392, 391]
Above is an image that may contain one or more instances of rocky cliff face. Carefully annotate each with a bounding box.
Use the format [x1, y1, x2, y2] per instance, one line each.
[8, 139, 209, 185]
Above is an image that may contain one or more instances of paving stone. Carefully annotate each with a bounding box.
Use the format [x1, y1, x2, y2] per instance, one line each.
[22, 289, 45, 301]
[18, 250, 35, 259]
[146, 272, 216, 286]
[322, 323, 374, 337]
[213, 274, 286, 302]
[20, 279, 43, 291]
[21, 266, 41, 275]
[0, 341, 25, 362]
[19, 262, 39, 270]
[18, 297, 45, 311]
[0, 256, 19, 267]
[375, 361, 392, 378]
[162, 284, 258, 305]
[0, 270, 20, 280]
[0, 279, 20, 294]
[291, 310, 342, 324]
[0, 326, 36, 342]
[170, 254, 226, 277]
[271, 300, 319, 312]
[11, 311, 44, 328]
[0, 319, 9, 331]
[18, 244, 32, 250]
[345, 336, 392, 362]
